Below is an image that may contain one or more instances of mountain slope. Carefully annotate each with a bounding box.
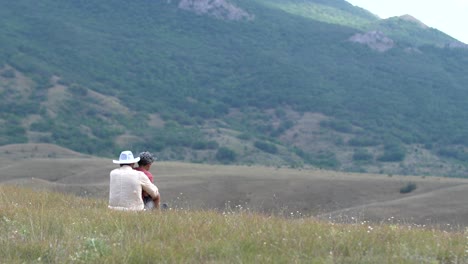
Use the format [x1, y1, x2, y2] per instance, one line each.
[1, 0, 468, 176]
[254, 0, 463, 46]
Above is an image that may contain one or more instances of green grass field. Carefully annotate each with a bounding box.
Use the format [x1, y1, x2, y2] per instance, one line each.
[1, 185, 467, 263]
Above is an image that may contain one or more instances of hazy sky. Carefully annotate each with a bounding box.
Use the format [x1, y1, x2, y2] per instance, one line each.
[345, 0, 468, 44]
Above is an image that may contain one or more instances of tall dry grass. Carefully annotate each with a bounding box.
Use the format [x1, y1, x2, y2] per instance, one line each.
[1, 185, 467, 263]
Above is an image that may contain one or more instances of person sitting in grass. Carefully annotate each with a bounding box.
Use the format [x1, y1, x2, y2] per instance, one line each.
[108, 150, 160, 211]
[134, 151, 160, 210]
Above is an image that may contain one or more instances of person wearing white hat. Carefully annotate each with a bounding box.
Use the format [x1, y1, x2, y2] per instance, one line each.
[108, 150, 160, 211]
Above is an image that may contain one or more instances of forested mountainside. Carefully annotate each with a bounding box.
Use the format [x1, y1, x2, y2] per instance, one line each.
[1, 0, 468, 176]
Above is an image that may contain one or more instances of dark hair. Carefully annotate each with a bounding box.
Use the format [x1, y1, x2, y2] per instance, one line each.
[138, 151, 154, 166]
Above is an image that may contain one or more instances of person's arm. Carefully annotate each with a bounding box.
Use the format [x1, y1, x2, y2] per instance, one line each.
[139, 173, 160, 208]
[152, 194, 160, 209]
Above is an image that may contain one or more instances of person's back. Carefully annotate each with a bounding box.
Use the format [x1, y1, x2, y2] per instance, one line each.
[109, 166, 147, 211]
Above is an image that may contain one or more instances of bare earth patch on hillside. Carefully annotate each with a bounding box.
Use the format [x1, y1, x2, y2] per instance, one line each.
[2, 144, 468, 228]
[178, 0, 254, 21]
[0, 65, 34, 97]
[280, 112, 329, 151]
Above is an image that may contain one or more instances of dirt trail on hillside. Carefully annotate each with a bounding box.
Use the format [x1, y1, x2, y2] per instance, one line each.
[318, 184, 468, 228]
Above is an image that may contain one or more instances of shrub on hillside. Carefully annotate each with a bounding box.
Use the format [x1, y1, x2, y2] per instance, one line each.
[437, 147, 468, 162]
[400, 182, 417, 194]
[69, 84, 88, 96]
[215, 147, 237, 164]
[1, 69, 15, 78]
[378, 143, 406, 162]
[352, 149, 373, 161]
[271, 120, 294, 137]
[254, 141, 278, 154]
[30, 120, 53, 132]
[291, 147, 339, 169]
[348, 136, 379, 147]
[237, 133, 251, 140]
[312, 151, 340, 169]
[192, 140, 219, 150]
[320, 120, 353, 133]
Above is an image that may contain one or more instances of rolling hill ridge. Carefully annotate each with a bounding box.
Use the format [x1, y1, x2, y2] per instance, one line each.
[2, 143, 468, 228]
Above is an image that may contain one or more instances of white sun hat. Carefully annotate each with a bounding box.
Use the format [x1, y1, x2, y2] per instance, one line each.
[113, 150, 140, 164]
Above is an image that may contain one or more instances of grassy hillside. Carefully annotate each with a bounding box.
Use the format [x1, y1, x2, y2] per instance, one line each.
[1, 186, 467, 263]
[1, 0, 468, 176]
[3, 143, 468, 227]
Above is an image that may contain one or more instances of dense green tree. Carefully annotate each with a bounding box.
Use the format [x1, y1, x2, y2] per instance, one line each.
[216, 147, 237, 164]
